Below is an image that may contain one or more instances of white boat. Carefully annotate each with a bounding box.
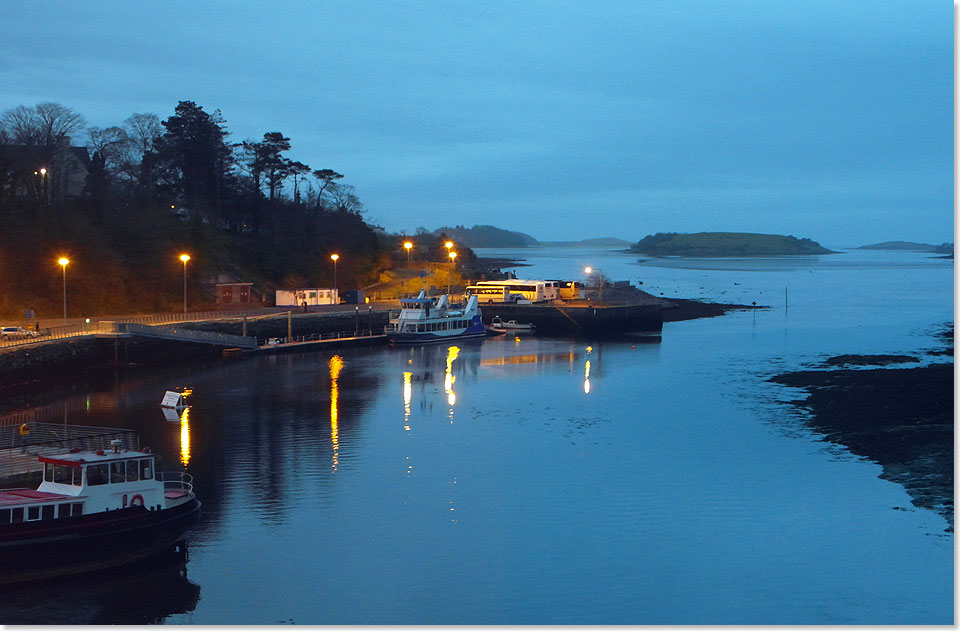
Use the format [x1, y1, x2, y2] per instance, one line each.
[0, 442, 200, 585]
[385, 291, 486, 345]
[490, 315, 536, 332]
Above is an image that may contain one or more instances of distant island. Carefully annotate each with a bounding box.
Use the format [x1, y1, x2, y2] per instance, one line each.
[857, 241, 953, 254]
[431, 225, 630, 248]
[631, 232, 834, 257]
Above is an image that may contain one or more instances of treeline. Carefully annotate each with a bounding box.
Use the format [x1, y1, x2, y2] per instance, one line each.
[0, 100, 441, 319]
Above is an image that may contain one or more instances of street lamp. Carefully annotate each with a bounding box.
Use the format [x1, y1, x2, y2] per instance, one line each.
[447, 251, 457, 294]
[179, 254, 190, 313]
[330, 254, 339, 292]
[403, 241, 413, 263]
[58, 257, 69, 322]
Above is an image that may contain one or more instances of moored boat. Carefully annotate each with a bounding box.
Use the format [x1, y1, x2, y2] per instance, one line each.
[385, 291, 486, 345]
[0, 443, 200, 585]
[490, 315, 537, 333]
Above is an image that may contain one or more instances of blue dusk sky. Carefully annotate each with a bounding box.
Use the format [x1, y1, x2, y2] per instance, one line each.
[0, 1, 953, 245]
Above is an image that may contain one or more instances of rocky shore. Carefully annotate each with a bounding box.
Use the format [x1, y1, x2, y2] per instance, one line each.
[769, 327, 954, 530]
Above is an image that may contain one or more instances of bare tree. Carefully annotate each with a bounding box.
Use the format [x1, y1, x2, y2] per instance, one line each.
[0, 103, 85, 147]
[123, 112, 161, 156]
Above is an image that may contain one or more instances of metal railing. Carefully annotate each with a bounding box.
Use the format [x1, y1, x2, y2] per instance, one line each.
[258, 328, 383, 346]
[157, 471, 194, 496]
[113, 322, 258, 348]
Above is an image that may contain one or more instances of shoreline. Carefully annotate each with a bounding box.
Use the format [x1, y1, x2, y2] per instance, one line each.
[768, 330, 954, 530]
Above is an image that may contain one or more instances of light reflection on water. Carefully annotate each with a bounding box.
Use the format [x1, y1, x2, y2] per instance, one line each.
[0, 248, 951, 625]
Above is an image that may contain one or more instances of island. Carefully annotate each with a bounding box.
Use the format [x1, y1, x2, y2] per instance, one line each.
[631, 232, 834, 257]
[857, 241, 953, 254]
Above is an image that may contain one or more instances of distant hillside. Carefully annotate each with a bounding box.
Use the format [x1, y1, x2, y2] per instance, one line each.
[434, 225, 538, 247]
[858, 241, 953, 253]
[632, 232, 834, 257]
[539, 237, 633, 247]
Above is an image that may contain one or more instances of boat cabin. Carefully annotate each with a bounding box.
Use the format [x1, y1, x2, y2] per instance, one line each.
[0, 447, 176, 527]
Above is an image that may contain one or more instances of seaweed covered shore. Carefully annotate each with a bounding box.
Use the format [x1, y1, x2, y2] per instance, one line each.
[769, 327, 954, 530]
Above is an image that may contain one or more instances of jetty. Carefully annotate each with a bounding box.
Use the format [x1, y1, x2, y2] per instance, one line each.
[482, 300, 662, 335]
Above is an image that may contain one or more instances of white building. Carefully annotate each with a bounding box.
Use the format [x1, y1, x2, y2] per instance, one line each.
[275, 288, 338, 306]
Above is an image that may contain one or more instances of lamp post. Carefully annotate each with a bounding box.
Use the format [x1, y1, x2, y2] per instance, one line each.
[403, 241, 413, 264]
[58, 257, 69, 322]
[179, 254, 190, 313]
[330, 254, 339, 295]
[444, 241, 453, 260]
[448, 251, 457, 294]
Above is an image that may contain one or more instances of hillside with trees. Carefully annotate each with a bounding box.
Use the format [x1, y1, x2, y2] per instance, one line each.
[0, 100, 467, 320]
[431, 224, 538, 247]
[631, 232, 834, 257]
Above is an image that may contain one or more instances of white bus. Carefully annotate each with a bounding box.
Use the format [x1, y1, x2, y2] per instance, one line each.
[468, 279, 556, 303]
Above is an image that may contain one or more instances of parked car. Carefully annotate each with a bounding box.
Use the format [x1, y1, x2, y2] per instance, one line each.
[1, 326, 39, 339]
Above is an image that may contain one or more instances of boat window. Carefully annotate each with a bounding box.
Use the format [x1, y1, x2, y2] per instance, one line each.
[44, 463, 54, 482]
[27, 506, 40, 521]
[41, 505, 54, 520]
[71, 503, 83, 516]
[57, 503, 72, 519]
[11, 508, 23, 523]
[140, 459, 152, 480]
[0, 508, 9, 523]
[54, 464, 74, 484]
[87, 464, 108, 486]
[126, 460, 139, 482]
[110, 462, 125, 483]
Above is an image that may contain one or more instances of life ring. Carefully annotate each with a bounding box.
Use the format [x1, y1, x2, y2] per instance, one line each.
[130, 494, 145, 507]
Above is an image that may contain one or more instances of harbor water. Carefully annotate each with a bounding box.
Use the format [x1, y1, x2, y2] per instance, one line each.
[0, 246, 952, 625]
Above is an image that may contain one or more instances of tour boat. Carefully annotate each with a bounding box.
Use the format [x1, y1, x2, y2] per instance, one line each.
[489, 315, 537, 333]
[0, 442, 200, 585]
[385, 291, 486, 345]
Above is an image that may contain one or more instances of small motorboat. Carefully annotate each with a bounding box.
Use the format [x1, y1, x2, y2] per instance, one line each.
[0, 442, 200, 585]
[490, 316, 536, 333]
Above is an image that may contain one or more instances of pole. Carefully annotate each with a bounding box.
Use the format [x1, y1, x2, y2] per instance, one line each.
[182, 260, 188, 313]
[61, 265, 67, 322]
[354, 306, 359, 336]
[287, 311, 292, 342]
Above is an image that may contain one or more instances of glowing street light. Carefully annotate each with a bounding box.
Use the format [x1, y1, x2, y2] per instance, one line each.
[179, 254, 190, 313]
[403, 241, 413, 263]
[330, 253, 340, 291]
[58, 257, 69, 322]
[447, 251, 457, 294]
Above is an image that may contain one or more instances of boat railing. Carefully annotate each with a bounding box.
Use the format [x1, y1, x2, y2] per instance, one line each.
[157, 471, 194, 496]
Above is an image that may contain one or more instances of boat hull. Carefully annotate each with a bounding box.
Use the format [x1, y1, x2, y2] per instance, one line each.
[387, 328, 487, 345]
[0, 497, 200, 585]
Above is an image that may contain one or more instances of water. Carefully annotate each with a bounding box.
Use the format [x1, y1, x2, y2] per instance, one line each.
[0, 247, 952, 625]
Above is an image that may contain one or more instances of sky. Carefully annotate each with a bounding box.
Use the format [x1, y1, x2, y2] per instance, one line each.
[0, 1, 953, 246]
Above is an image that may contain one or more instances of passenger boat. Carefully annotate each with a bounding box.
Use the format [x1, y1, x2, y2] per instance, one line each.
[385, 291, 486, 345]
[489, 315, 537, 333]
[0, 442, 200, 585]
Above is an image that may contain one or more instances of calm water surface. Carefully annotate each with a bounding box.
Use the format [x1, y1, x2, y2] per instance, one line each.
[0, 247, 952, 624]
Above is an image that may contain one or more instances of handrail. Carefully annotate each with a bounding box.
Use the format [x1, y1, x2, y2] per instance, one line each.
[157, 471, 194, 495]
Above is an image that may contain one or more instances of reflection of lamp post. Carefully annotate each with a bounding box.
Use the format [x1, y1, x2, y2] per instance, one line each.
[58, 257, 69, 322]
[404, 241, 413, 263]
[330, 254, 339, 293]
[179, 254, 190, 313]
